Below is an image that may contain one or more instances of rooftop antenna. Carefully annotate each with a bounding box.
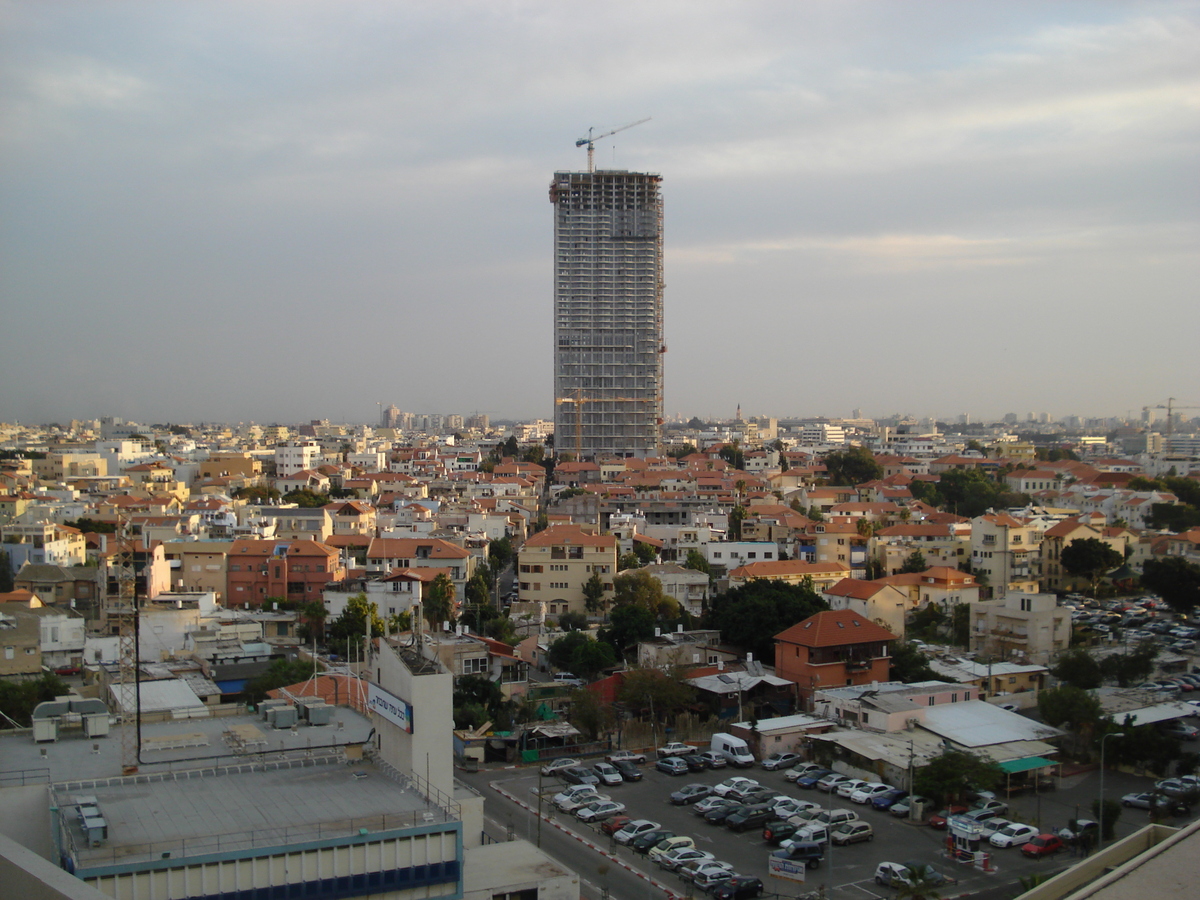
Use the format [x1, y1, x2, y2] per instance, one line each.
[575, 118, 650, 173]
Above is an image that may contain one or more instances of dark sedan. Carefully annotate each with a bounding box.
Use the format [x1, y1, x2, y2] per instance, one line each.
[711, 875, 764, 899]
[611, 759, 643, 782]
[704, 803, 749, 826]
[795, 768, 832, 789]
[871, 789, 909, 811]
[631, 829, 676, 854]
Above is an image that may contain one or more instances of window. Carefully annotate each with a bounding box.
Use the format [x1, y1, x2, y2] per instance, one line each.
[3, 647, 12, 660]
[1020, 597, 1032, 612]
[462, 657, 488, 675]
[951, 693, 958, 702]
[928, 696, 935, 706]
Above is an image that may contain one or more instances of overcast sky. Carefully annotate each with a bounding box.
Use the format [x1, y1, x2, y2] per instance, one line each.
[2, 1, 1197, 427]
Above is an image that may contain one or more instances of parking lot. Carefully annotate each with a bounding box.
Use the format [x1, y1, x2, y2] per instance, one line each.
[485, 754, 1174, 899]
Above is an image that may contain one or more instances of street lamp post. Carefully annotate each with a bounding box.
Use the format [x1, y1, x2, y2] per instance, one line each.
[1099, 732, 1125, 849]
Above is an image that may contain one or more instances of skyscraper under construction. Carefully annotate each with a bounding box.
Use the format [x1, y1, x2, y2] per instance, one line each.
[550, 169, 664, 459]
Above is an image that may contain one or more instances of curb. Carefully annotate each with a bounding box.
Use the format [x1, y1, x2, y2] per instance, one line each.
[491, 781, 677, 896]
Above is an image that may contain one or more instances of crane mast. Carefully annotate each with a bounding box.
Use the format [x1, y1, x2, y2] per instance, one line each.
[575, 118, 650, 172]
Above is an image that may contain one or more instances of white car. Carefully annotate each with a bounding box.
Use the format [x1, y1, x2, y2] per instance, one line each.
[555, 789, 606, 812]
[786, 763, 827, 782]
[592, 762, 624, 786]
[540, 757, 580, 777]
[656, 847, 715, 871]
[552, 784, 597, 807]
[990, 822, 1038, 848]
[712, 776, 759, 797]
[979, 817, 1013, 839]
[836, 778, 871, 799]
[771, 797, 820, 818]
[680, 860, 735, 885]
[576, 800, 626, 822]
[612, 819, 660, 845]
[850, 783, 894, 804]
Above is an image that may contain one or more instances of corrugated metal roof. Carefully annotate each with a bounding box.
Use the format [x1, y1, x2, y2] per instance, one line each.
[920, 701, 1063, 747]
[109, 679, 205, 715]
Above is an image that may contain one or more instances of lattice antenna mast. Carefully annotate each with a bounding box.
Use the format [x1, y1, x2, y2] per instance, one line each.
[575, 118, 650, 173]
[114, 512, 141, 774]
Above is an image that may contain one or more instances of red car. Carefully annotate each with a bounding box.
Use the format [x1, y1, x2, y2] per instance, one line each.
[927, 806, 968, 829]
[601, 815, 632, 836]
[1021, 834, 1065, 859]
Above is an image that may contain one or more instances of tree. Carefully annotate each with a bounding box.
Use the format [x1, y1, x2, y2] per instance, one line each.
[728, 504, 746, 541]
[1141, 557, 1200, 616]
[633, 540, 658, 565]
[0, 550, 12, 593]
[1061, 538, 1123, 596]
[667, 443, 698, 459]
[899, 550, 928, 574]
[326, 593, 385, 658]
[704, 578, 827, 663]
[618, 552, 641, 571]
[718, 441, 745, 470]
[558, 610, 588, 631]
[488, 535, 514, 570]
[62, 518, 117, 535]
[1091, 799, 1122, 842]
[244, 658, 322, 704]
[890, 643, 944, 683]
[1051, 647, 1103, 690]
[232, 484, 281, 504]
[297, 600, 328, 644]
[546, 630, 616, 680]
[1099, 641, 1158, 687]
[424, 574, 456, 631]
[453, 674, 509, 730]
[282, 488, 331, 508]
[0, 673, 69, 728]
[821, 446, 883, 486]
[1038, 686, 1104, 757]
[598, 602, 657, 656]
[617, 665, 696, 719]
[568, 686, 616, 740]
[907, 603, 947, 643]
[683, 549, 711, 577]
[612, 568, 679, 619]
[913, 749, 1004, 807]
[582, 571, 607, 617]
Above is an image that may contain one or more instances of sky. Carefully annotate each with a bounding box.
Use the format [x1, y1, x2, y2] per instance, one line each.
[2, 1, 1197, 427]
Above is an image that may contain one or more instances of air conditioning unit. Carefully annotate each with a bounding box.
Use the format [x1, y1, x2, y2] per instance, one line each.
[906, 718, 919, 731]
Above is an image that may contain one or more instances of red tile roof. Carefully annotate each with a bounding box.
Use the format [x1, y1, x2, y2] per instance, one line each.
[775, 609, 897, 647]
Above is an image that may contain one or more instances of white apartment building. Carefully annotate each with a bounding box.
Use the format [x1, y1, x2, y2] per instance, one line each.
[274, 440, 319, 477]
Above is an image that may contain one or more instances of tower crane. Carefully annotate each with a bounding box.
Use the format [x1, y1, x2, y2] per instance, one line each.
[556, 390, 656, 459]
[1142, 398, 1200, 437]
[575, 118, 650, 173]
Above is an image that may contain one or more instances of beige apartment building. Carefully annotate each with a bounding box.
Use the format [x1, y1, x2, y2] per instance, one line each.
[970, 591, 1070, 667]
[971, 513, 1040, 598]
[517, 524, 616, 617]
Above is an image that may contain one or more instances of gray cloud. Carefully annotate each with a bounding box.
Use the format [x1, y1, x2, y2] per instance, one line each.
[1, 1, 1197, 425]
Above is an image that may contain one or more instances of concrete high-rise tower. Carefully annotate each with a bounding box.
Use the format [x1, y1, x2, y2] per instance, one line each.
[549, 169, 664, 459]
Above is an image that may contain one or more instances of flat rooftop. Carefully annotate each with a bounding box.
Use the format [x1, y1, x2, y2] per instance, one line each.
[58, 757, 445, 869]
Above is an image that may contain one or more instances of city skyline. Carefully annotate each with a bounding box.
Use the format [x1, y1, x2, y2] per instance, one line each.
[2, 2, 1197, 425]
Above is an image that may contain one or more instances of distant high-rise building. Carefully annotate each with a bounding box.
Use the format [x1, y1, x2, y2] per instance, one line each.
[550, 169, 664, 458]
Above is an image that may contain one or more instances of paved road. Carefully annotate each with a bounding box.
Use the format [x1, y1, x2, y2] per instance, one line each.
[461, 758, 1199, 900]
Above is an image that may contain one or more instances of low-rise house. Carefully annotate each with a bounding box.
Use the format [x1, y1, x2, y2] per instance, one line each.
[636, 627, 730, 669]
[928, 655, 1049, 703]
[872, 522, 972, 574]
[641, 563, 710, 617]
[813, 681, 982, 734]
[728, 559, 849, 592]
[226, 539, 344, 607]
[516, 525, 615, 617]
[822, 579, 911, 638]
[969, 591, 1070, 667]
[876, 566, 982, 610]
[12, 563, 102, 612]
[774, 609, 897, 708]
[366, 536, 474, 602]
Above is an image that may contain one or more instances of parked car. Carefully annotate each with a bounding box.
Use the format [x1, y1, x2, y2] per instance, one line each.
[656, 741, 699, 758]
[680, 860, 735, 885]
[781, 824, 829, 847]
[553, 783, 601, 808]
[656, 847, 715, 872]
[762, 819, 801, 845]
[713, 777, 760, 797]
[606, 750, 647, 765]
[770, 797, 819, 819]
[693, 796, 734, 815]
[691, 864, 737, 892]
[1057, 820, 1098, 843]
[761, 751, 802, 771]
[871, 789, 909, 811]
[851, 783, 894, 805]
[990, 822, 1039, 847]
[1161, 721, 1200, 741]
[816, 773, 852, 793]
[671, 783, 715, 805]
[815, 808, 860, 828]
[785, 762, 827, 782]
[770, 840, 823, 870]
[681, 753, 709, 772]
[560, 766, 600, 786]
[630, 829, 675, 853]
[611, 759, 643, 782]
[1021, 834, 1066, 859]
[890, 795, 929, 818]
[971, 799, 1009, 816]
[576, 800, 626, 822]
[1122, 791, 1176, 811]
[725, 804, 775, 833]
[705, 803, 749, 826]
[874, 861, 949, 888]
[927, 805, 968, 829]
[612, 818, 660, 845]
[696, 750, 728, 769]
[1154, 778, 1196, 797]
[836, 778, 871, 800]
[556, 789, 606, 812]
[600, 815, 631, 836]
[979, 818, 1013, 839]
[540, 757, 579, 777]
[795, 768, 833, 789]
[831, 821, 874, 845]
[710, 875, 764, 899]
[593, 762, 624, 786]
[656, 757, 690, 776]
[647, 835, 696, 862]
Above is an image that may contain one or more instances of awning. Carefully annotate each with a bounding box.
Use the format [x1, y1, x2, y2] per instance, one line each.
[998, 756, 1055, 774]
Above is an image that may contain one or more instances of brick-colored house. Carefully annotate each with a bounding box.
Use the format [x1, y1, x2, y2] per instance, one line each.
[226, 539, 344, 607]
[774, 609, 897, 708]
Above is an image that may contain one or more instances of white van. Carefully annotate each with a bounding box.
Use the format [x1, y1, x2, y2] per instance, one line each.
[710, 732, 755, 768]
